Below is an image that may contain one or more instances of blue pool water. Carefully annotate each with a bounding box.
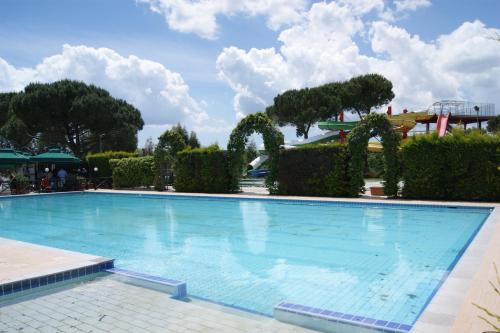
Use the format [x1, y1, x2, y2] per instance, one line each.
[0, 193, 491, 325]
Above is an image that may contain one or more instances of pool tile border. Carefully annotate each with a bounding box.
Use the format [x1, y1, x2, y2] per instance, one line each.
[274, 302, 411, 333]
[106, 267, 187, 298]
[0, 260, 114, 299]
[2, 191, 494, 213]
[88, 191, 494, 212]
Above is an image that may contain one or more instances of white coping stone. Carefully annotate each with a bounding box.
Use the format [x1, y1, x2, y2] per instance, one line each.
[106, 268, 187, 298]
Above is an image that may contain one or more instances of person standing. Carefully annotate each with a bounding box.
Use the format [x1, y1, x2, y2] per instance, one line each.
[57, 168, 68, 189]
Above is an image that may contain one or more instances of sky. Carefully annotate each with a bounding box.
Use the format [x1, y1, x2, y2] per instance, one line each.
[1, 0, 499, 147]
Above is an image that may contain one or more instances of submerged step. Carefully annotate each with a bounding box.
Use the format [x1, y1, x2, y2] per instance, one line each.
[274, 302, 412, 333]
[106, 268, 187, 298]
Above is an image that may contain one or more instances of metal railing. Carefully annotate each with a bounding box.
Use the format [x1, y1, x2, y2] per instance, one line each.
[428, 100, 496, 117]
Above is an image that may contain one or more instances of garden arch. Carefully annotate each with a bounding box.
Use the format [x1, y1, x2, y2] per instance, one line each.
[347, 112, 401, 197]
[227, 113, 284, 193]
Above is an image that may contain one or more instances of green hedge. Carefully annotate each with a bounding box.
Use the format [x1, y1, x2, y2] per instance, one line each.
[401, 131, 500, 201]
[174, 146, 233, 193]
[86, 151, 138, 178]
[109, 156, 154, 188]
[277, 144, 351, 197]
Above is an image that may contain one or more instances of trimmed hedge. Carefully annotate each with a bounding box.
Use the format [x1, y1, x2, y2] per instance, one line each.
[109, 156, 154, 188]
[86, 151, 138, 178]
[174, 146, 233, 193]
[277, 144, 351, 197]
[401, 131, 500, 201]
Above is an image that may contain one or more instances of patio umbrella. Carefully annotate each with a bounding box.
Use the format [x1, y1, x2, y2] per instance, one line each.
[0, 148, 30, 169]
[30, 148, 81, 164]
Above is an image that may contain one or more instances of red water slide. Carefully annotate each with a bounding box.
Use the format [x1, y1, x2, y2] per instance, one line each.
[436, 112, 449, 137]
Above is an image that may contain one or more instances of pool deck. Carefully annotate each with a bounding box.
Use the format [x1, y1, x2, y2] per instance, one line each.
[0, 238, 111, 285]
[1, 190, 498, 333]
[0, 274, 316, 333]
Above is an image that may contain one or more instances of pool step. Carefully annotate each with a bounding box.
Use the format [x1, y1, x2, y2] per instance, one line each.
[0, 259, 114, 300]
[274, 302, 412, 333]
[106, 268, 187, 299]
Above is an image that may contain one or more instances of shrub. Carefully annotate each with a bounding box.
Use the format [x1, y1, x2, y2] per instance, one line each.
[13, 175, 30, 194]
[109, 156, 154, 188]
[153, 129, 186, 191]
[86, 151, 138, 178]
[174, 146, 233, 193]
[227, 112, 284, 193]
[347, 113, 401, 197]
[277, 144, 351, 197]
[401, 130, 500, 201]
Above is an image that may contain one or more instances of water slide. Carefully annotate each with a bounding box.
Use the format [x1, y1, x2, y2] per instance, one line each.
[318, 117, 417, 133]
[247, 130, 339, 175]
[287, 130, 340, 147]
[249, 155, 268, 170]
[436, 112, 449, 137]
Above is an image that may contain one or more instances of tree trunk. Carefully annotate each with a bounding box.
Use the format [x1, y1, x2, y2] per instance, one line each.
[64, 125, 80, 157]
[304, 122, 313, 139]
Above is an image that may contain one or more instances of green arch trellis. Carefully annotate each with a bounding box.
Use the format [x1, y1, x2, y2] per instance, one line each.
[347, 112, 401, 197]
[227, 113, 284, 193]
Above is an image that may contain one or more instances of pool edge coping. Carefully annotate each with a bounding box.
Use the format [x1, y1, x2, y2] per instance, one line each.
[409, 204, 499, 333]
[2, 189, 497, 209]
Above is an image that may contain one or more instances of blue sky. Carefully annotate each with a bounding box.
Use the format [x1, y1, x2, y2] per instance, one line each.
[1, 0, 499, 146]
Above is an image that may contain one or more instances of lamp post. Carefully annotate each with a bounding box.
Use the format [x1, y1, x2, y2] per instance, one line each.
[93, 167, 98, 190]
[474, 105, 480, 130]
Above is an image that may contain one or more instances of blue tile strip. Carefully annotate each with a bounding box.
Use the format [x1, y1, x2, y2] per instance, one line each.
[0, 260, 114, 299]
[106, 267, 187, 298]
[85, 192, 494, 212]
[275, 302, 412, 333]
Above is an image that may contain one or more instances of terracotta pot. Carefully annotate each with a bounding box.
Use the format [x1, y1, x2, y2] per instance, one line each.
[370, 186, 385, 196]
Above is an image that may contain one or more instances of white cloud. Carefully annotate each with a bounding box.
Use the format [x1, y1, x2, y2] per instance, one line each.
[393, 0, 431, 12]
[381, 0, 431, 21]
[216, 1, 500, 118]
[0, 44, 206, 126]
[0, 58, 35, 92]
[216, 1, 372, 116]
[339, 0, 385, 15]
[138, 0, 308, 39]
[370, 20, 500, 109]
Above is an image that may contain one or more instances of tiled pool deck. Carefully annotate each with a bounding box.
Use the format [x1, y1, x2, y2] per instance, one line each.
[0, 274, 315, 333]
[0, 190, 498, 333]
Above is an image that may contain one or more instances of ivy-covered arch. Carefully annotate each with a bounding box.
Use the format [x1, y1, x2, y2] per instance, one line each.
[347, 112, 401, 197]
[227, 113, 284, 193]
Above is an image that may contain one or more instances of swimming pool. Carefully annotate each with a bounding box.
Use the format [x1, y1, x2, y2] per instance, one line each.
[0, 193, 491, 327]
